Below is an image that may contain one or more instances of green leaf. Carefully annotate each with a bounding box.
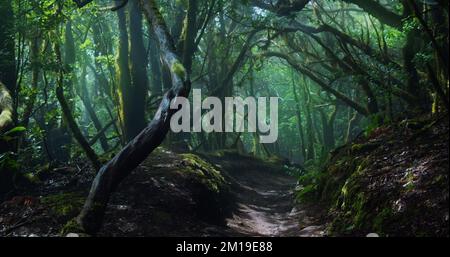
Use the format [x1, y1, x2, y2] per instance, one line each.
[3, 126, 27, 136]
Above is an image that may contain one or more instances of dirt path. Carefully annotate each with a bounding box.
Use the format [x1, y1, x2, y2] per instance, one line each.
[0, 150, 325, 237]
[211, 156, 325, 237]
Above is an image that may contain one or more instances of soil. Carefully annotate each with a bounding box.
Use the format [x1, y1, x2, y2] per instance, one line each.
[0, 149, 324, 237]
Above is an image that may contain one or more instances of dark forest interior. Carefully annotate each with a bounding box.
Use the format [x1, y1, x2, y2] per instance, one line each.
[0, 0, 448, 237]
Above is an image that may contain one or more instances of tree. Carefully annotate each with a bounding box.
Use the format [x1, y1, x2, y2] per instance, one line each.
[76, 0, 191, 233]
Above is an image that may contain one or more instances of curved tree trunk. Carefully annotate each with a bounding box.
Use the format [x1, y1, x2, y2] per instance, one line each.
[76, 0, 191, 234]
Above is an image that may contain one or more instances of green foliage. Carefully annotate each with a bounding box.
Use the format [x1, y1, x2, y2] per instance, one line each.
[1, 0, 447, 237]
[1, 126, 26, 141]
[295, 168, 325, 203]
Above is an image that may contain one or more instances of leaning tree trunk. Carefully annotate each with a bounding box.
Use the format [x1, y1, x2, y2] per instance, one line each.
[76, 0, 191, 234]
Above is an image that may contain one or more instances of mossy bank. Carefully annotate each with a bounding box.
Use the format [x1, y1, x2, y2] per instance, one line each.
[296, 114, 449, 236]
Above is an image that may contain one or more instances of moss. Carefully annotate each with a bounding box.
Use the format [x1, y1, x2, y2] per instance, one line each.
[180, 153, 225, 193]
[328, 158, 373, 235]
[60, 218, 88, 236]
[352, 192, 368, 228]
[41, 192, 85, 218]
[171, 61, 187, 79]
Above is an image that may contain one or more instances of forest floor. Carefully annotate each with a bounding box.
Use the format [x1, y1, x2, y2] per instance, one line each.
[2, 115, 446, 237]
[0, 148, 324, 237]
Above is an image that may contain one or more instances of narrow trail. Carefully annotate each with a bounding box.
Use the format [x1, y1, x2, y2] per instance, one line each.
[211, 156, 325, 237]
[0, 150, 326, 237]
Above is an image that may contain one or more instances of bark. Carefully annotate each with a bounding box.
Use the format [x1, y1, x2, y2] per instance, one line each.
[115, 4, 134, 142]
[180, 0, 198, 73]
[76, 0, 190, 234]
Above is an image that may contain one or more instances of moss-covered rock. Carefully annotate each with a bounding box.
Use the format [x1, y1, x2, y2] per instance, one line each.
[179, 153, 226, 193]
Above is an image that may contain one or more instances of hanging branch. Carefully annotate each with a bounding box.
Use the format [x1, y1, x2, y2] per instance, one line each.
[75, 0, 190, 234]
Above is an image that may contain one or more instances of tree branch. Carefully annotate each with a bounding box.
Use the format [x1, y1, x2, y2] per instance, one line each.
[342, 0, 403, 29]
[263, 51, 369, 116]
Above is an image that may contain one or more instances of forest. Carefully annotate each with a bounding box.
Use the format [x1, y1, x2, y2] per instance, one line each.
[0, 0, 448, 238]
